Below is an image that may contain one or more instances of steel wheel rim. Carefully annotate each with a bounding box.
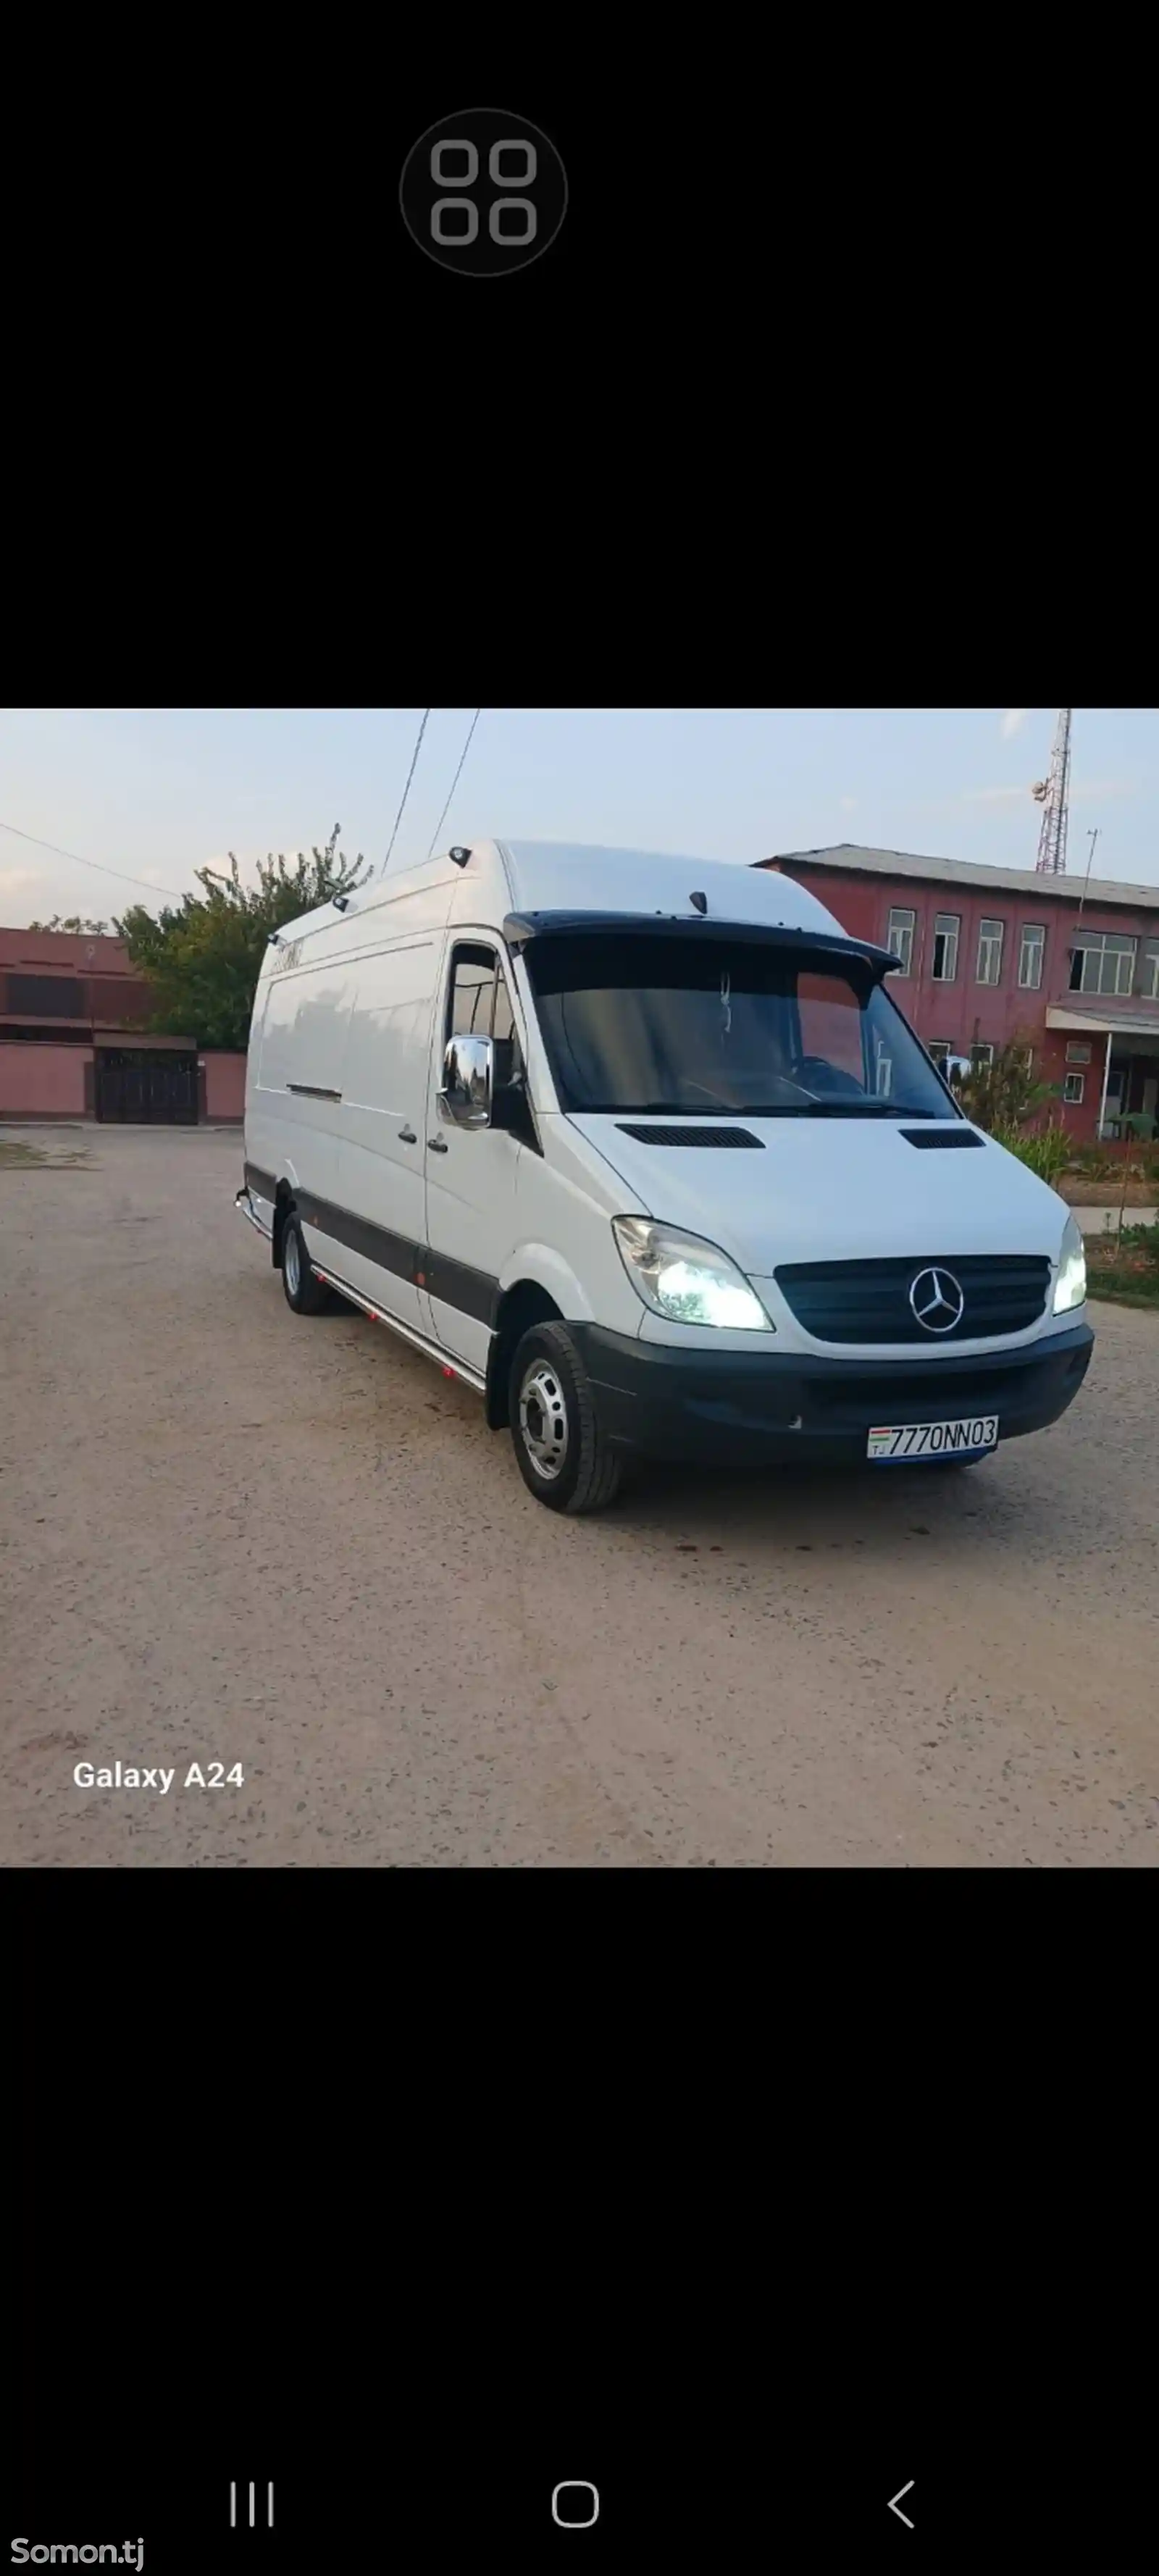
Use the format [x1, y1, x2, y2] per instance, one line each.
[519, 1360, 569, 1480]
[285, 1229, 301, 1296]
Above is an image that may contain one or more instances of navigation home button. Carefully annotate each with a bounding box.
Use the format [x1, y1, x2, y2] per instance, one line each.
[553, 2480, 600, 2527]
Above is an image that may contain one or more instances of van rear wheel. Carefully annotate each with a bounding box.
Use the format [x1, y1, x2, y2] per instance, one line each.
[281, 1212, 334, 1315]
[509, 1322, 623, 1515]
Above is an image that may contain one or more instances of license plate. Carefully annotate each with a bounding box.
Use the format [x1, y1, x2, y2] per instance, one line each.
[866, 1415, 999, 1462]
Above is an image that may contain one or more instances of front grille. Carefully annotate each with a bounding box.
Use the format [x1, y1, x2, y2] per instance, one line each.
[775, 1254, 1051, 1344]
[616, 1123, 763, 1148]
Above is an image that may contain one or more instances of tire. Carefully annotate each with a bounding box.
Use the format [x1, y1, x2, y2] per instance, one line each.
[280, 1211, 334, 1316]
[509, 1321, 623, 1515]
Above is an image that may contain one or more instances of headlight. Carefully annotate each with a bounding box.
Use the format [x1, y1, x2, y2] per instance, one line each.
[612, 1216, 773, 1329]
[1053, 1212, 1087, 1314]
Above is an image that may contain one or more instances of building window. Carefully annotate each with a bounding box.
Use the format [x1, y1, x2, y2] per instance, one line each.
[970, 1042, 995, 1069]
[976, 919, 1005, 985]
[1068, 932, 1137, 996]
[1063, 1071, 1086, 1103]
[1065, 1041, 1092, 1066]
[1141, 941, 1159, 1000]
[926, 1041, 952, 1066]
[1018, 923, 1045, 989]
[886, 906, 915, 975]
[932, 913, 960, 981]
[7, 973, 89, 1017]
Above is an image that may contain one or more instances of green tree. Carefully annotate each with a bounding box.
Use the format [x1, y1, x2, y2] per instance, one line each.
[948, 1033, 1058, 1132]
[28, 913, 109, 934]
[116, 826, 371, 1050]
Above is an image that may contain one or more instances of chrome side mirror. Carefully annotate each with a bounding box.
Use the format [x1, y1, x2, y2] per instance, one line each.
[440, 1033, 493, 1129]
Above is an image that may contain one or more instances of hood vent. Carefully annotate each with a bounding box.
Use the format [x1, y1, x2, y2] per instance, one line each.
[900, 1127, 984, 1149]
[616, 1123, 764, 1149]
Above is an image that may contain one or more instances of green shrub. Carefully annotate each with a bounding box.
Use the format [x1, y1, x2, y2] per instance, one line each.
[988, 1121, 1071, 1184]
[1118, 1221, 1159, 1269]
[949, 1035, 1058, 1130]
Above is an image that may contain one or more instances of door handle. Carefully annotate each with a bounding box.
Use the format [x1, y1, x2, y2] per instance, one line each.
[398, 1126, 417, 1143]
[427, 1134, 449, 1153]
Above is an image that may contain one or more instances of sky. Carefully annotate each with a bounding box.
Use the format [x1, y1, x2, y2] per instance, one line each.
[0, 706, 1155, 924]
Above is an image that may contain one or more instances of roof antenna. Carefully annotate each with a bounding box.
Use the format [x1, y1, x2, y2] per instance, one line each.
[690, 890, 708, 915]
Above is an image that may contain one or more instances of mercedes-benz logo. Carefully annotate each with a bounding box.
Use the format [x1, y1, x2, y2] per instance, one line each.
[908, 1265, 965, 1333]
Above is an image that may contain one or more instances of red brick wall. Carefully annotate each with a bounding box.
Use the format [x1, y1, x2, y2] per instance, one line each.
[777, 868, 882, 945]
[0, 925, 153, 1032]
[203, 1053, 247, 1120]
[0, 1042, 91, 1117]
[0, 927, 133, 973]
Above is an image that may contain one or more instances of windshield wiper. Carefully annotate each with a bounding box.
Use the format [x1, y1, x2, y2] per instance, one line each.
[795, 1100, 941, 1118]
[571, 1100, 948, 1119]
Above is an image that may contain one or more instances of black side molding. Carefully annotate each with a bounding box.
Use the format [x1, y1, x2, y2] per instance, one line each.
[243, 1169, 501, 1331]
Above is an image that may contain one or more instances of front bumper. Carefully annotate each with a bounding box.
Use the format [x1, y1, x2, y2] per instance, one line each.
[571, 1318, 1095, 1467]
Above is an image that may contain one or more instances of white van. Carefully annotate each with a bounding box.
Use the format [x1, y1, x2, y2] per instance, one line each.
[236, 840, 1093, 1512]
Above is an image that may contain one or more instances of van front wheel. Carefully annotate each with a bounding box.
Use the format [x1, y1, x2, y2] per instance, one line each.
[509, 1323, 623, 1515]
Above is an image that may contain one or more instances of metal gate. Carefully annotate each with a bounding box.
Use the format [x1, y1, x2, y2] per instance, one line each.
[95, 1050, 198, 1124]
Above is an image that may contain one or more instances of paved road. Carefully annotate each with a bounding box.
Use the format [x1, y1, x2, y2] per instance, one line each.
[3, 1126, 1157, 1867]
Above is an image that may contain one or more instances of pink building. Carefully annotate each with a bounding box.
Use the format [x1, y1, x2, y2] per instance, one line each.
[0, 925, 246, 1122]
[759, 845, 1159, 1145]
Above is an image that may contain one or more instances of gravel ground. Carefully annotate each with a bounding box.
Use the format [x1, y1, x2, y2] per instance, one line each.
[2, 1124, 1157, 1868]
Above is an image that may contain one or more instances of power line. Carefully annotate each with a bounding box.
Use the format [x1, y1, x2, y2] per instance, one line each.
[425, 708, 482, 858]
[382, 708, 432, 874]
[0, 818, 186, 903]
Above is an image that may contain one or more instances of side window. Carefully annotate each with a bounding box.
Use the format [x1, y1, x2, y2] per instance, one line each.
[448, 947, 497, 1038]
[490, 968, 522, 1086]
[446, 944, 522, 1082]
[492, 974, 515, 1045]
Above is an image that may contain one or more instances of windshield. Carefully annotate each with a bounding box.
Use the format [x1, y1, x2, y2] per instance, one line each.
[524, 933, 956, 1118]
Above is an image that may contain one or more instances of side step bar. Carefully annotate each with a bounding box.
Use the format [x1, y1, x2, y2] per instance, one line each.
[309, 1261, 488, 1396]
